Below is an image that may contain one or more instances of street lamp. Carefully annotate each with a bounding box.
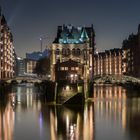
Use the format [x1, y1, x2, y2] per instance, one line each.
[40, 37, 43, 52]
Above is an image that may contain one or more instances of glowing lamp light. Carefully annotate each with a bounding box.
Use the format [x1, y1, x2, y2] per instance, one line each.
[17, 57, 22, 60]
[70, 74, 74, 78]
[96, 51, 99, 54]
[66, 85, 70, 91]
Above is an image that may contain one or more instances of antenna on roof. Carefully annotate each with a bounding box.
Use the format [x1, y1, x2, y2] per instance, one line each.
[39, 35, 47, 52]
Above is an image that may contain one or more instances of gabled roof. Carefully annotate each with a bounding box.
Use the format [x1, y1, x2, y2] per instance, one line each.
[57, 59, 79, 66]
[1, 15, 7, 25]
[54, 24, 93, 44]
[81, 28, 89, 39]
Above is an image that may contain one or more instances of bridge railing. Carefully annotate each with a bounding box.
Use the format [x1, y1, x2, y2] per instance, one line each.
[93, 75, 140, 84]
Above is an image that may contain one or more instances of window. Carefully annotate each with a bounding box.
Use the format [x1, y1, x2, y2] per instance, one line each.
[66, 49, 70, 55]
[65, 67, 68, 70]
[71, 67, 75, 70]
[62, 48, 70, 56]
[77, 48, 81, 55]
[83, 49, 87, 59]
[75, 67, 79, 70]
[62, 49, 66, 55]
[72, 48, 76, 55]
[61, 67, 65, 70]
[56, 49, 60, 55]
[60, 67, 68, 71]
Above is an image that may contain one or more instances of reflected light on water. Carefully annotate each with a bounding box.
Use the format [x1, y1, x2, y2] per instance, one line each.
[50, 110, 57, 140]
[48, 104, 94, 140]
[94, 85, 127, 121]
[93, 85, 140, 140]
[0, 84, 140, 140]
[0, 102, 15, 140]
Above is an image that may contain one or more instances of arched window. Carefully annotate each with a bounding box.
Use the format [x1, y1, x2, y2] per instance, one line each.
[56, 49, 60, 55]
[77, 48, 81, 55]
[72, 48, 76, 55]
[66, 48, 70, 55]
[62, 48, 66, 55]
[83, 49, 87, 59]
[72, 48, 81, 56]
[62, 48, 70, 56]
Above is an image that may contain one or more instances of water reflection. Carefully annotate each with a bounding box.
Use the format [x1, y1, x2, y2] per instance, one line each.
[45, 103, 94, 140]
[0, 84, 139, 140]
[0, 102, 14, 140]
[11, 84, 41, 111]
[93, 85, 127, 100]
[93, 85, 140, 140]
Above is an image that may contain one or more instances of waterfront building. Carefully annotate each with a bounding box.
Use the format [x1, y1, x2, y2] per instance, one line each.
[50, 24, 95, 82]
[25, 49, 50, 76]
[15, 57, 26, 76]
[25, 59, 37, 75]
[122, 25, 140, 78]
[94, 48, 122, 76]
[15, 57, 37, 77]
[0, 9, 15, 79]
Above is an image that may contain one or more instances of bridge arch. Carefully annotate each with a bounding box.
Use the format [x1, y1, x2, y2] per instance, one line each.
[93, 75, 140, 84]
[5, 76, 42, 84]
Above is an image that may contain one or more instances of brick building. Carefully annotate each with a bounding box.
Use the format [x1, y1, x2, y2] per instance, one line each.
[122, 25, 140, 78]
[0, 9, 15, 79]
[94, 48, 122, 76]
[50, 24, 95, 82]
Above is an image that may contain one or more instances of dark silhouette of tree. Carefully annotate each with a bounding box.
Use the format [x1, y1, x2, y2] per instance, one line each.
[34, 57, 50, 77]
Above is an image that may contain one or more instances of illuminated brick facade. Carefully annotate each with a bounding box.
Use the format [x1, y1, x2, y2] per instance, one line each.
[0, 10, 15, 79]
[25, 59, 37, 74]
[94, 49, 122, 76]
[122, 25, 140, 78]
[50, 24, 95, 82]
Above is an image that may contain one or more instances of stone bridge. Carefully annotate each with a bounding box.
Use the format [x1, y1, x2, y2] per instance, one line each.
[93, 75, 140, 84]
[5, 76, 42, 84]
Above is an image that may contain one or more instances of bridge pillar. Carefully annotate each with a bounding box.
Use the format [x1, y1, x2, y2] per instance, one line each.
[54, 82, 58, 103]
[88, 82, 94, 98]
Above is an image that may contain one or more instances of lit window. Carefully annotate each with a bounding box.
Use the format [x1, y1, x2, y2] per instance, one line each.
[56, 49, 60, 55]
[65, 67, 68, 70]
[75, 67, 79, 70]
[71, 67, 75, 70]
[61, 67, 65, 70]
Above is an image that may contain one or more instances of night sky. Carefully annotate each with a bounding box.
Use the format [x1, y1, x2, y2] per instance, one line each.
[0, 0, 140, 57]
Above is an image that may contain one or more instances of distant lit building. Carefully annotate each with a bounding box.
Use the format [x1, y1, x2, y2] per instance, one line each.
[26, 49, 49, 61]
[25, 49, 50, 76]
[122, 24, 140, 78]
[50, 24, 95, 82]
[25, 59, 37, 74]
[0, 9, 15, 79]
[15, 57, 26, 76]
[94, 48, 122, 76]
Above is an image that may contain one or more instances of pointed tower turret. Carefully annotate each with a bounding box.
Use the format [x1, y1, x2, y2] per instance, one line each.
[80, 27, 89, 42]
[1, 15, 7, 25]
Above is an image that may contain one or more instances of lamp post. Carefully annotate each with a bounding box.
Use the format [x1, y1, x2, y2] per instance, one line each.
[40, 37, 43, 52]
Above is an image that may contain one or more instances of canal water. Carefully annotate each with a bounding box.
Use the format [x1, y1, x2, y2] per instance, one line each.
[0, 83, 140, 140]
